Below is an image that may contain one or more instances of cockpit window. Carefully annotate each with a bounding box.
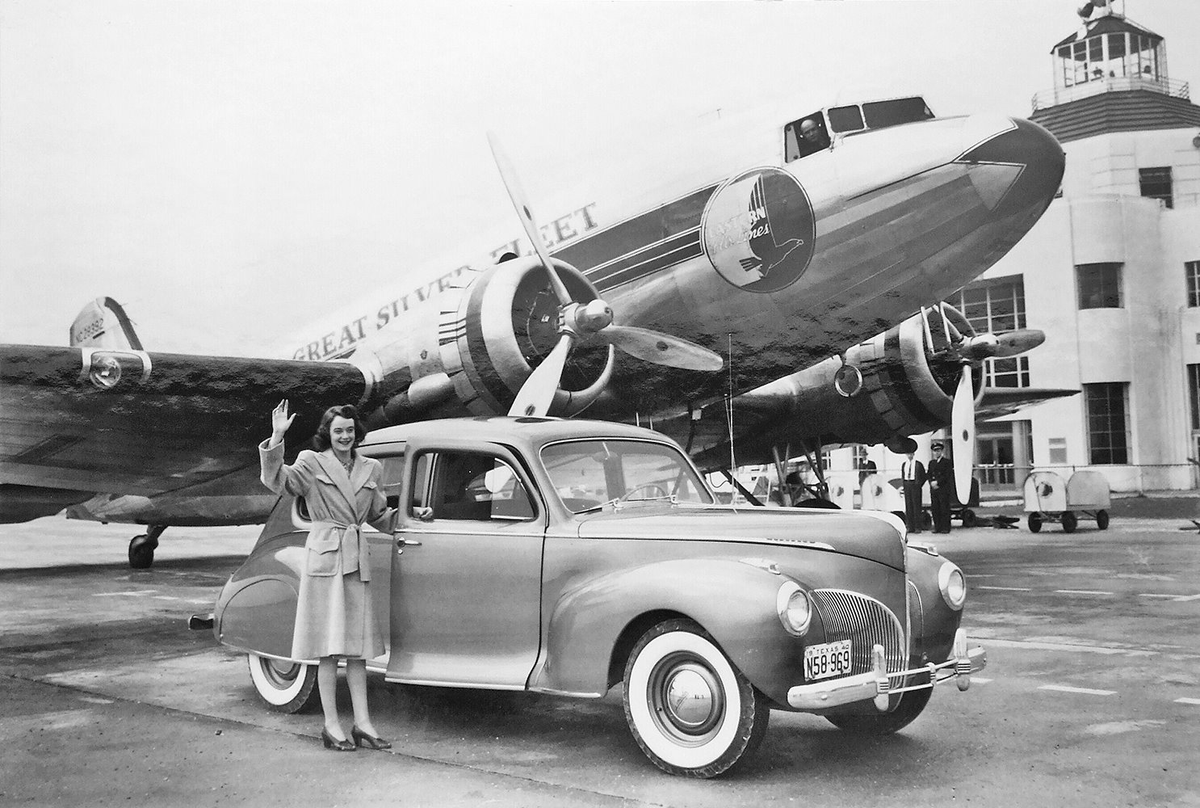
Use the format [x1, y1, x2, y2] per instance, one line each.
[784, 113, 831, 162]
[862, 97, 934, 129]
[827, 105, 865, 134]
[786, 97, 935, 161]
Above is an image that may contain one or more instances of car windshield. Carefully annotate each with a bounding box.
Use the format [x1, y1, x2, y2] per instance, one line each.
[540, 439, 714, 512]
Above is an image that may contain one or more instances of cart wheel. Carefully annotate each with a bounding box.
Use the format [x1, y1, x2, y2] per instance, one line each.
[1061, 511, 1077, 533]
[1096, 510, 1109, 530]
[961, 509, 977, 528]
[1027, 513, 1043, 533]
[921, 510, 933, 531]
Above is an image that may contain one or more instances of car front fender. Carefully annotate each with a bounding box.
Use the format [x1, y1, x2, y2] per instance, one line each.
[531, 558, 807, 705]
[905, 545, 966, 665]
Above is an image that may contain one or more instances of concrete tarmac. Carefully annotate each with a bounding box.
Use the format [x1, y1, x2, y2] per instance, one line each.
[1, 512, 1198, 807]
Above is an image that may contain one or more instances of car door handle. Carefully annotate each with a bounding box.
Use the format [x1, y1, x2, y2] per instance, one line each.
[396, 537, 422, 547]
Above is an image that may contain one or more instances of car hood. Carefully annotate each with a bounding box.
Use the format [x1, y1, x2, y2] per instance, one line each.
[573, 504, 906, 570]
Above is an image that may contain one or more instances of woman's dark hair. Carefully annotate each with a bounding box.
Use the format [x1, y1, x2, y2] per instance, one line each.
[312, 404, 367, 451]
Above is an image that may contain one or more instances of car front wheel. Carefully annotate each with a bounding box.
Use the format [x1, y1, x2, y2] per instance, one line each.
[247, 653, 319, 713]
[622, 619, 769, 778]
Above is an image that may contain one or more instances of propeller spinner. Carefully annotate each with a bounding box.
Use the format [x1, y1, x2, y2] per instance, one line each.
[488, 132, 722, 418]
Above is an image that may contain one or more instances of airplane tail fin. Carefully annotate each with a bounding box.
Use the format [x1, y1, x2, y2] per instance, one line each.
[69, 297, 144, 350]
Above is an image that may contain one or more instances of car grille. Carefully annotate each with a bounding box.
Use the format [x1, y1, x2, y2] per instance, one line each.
[811, 589, 907, 676]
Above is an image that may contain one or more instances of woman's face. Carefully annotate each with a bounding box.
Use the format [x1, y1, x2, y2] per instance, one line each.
[329, 416, 356, 454]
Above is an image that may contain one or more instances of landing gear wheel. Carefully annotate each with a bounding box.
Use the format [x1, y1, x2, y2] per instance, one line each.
[247, 654, 319, 713]
[128, 534, 157, 569]
[1061, 511, 1078, 533]
[1027, 513, 1043, 533]
[825, 687, 932, 735]
[1096, 510, 1109, 530]
[961, 508, 977, 528]
[623, 618, 769, 778]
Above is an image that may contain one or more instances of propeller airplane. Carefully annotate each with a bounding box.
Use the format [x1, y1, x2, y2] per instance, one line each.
[0, 91, 1067, 566]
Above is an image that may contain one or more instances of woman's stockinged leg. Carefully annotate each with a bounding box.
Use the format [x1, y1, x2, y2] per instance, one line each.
[345, 658, 381, 738]
[317, 656, 345, 739]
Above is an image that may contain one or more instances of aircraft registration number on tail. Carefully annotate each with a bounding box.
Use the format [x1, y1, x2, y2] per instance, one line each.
[804, 639, 852, 681]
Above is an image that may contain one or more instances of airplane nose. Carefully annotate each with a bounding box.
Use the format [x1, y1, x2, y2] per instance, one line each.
[956, 117, 1065, 216]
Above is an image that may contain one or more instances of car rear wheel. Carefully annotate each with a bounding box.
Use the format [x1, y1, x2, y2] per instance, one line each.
[825, 687, 932, 735]
[247, 653, 319, 713]
[622, 619, 769, 778]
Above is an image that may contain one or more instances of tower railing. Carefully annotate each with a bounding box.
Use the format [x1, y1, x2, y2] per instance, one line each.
[1031, 75, 1190, 112]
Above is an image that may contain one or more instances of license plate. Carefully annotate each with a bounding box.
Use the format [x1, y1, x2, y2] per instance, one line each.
[804, 639, 852, 681]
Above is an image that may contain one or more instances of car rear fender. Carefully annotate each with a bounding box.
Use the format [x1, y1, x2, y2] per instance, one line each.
[213, 532, 307, 658]
[531, 558, 807, 704]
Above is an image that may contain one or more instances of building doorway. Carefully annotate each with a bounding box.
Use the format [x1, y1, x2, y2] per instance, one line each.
[976, 421, 1032, 493]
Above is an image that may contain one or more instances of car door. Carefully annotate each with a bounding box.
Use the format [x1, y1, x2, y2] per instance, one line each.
[385, 446, 545, 689]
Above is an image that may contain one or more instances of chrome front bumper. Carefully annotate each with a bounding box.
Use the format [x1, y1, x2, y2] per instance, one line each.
[787, 628, 987, 712]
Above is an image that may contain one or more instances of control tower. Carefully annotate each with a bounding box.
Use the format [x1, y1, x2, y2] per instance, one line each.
[1030, 3, 1200, 152]
[942, 1, 1200, 494]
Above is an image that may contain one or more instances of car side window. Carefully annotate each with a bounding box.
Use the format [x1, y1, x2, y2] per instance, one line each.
[379, 455, 406, 509]
[416, 450, 536, 523]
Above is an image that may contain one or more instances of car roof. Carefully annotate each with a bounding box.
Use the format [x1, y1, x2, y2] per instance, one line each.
[363, 416, 677, 452]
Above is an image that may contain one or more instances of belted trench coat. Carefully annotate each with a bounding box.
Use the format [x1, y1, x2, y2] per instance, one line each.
[259, 440, 391, 661]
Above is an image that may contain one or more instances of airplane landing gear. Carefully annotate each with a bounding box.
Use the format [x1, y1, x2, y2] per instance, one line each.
[128, 525, 167, 569]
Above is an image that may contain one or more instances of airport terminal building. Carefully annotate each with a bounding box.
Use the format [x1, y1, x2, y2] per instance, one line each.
[954, 11, 1200, 494]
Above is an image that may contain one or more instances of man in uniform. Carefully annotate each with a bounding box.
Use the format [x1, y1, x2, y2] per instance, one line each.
[927, 441, 954, 533]
[901, 450, 926, 534]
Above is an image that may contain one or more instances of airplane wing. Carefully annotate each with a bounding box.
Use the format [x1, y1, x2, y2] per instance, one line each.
[976, 386, 1078, 421]
[676, 306, 1064, 472]
[0, 344, 366, 521]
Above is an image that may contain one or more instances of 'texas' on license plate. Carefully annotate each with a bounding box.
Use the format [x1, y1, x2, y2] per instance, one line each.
[804, 639, 852, 681]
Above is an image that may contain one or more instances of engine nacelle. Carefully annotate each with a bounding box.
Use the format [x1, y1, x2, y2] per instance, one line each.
[351, 257, 614, 424]
[687, 306, 984, 468]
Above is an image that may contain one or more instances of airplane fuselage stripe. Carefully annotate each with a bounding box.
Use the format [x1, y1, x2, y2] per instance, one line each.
[552, 185, 717, 281]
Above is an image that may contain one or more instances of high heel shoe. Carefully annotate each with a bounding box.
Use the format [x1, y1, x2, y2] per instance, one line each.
[350, 725, 392, 750]
[321, 728, 356, 752]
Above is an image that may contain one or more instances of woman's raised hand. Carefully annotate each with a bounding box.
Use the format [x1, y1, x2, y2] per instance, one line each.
[271, 399, 296, 439]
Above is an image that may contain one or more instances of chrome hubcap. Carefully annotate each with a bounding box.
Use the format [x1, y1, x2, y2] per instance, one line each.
[664, 667, 716, 728]
[651, 654, 724, 741]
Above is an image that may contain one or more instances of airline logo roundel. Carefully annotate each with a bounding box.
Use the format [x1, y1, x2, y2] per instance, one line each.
[701, 168, 815, 293]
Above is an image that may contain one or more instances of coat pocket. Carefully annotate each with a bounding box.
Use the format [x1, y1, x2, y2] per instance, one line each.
[305, 535, 340, 577]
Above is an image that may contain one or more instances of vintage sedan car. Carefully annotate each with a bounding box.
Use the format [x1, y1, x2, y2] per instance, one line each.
[210, 416, 986, 778]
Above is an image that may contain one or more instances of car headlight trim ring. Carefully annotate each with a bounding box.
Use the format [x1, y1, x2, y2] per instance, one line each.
[938, 561, 967, 610]
[776, 581, 812, 636]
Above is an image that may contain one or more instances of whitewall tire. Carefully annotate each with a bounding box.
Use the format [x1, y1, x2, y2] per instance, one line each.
[247, 653, 319, 714]
[622, 619, 769, 778]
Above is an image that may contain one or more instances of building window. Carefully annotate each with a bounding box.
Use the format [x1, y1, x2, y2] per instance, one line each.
[1076, 262, 1123, 309]
[851, 444, 870, 470]
[946, 275, 1030, 388]
[1048, 437, 1068, 465]
[1187, 261, 1200, 308]
[1084, 383, 1130, 465]
[1139, 167, 1173, 209]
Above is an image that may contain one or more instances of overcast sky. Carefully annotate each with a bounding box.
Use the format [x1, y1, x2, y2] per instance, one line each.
[2, 0, 1198, 356]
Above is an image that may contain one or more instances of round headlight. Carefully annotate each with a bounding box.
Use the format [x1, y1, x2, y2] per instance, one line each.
[776, 581, 812, 636]
[938, 562, 967, 610]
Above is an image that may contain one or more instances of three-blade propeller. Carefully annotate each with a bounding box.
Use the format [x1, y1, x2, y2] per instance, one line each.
[920, 304, 1045, 503]
[488, 133, 722, 418]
